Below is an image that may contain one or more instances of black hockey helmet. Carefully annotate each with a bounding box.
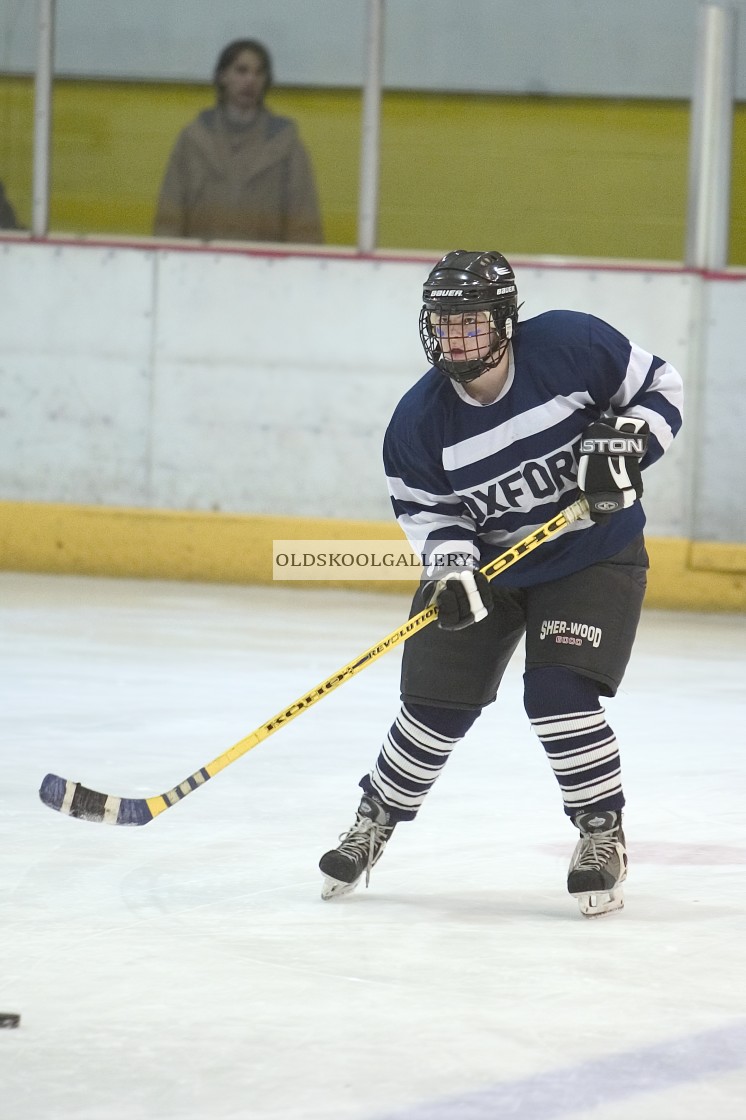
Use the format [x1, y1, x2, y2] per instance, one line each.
[419, 250, 518, 382]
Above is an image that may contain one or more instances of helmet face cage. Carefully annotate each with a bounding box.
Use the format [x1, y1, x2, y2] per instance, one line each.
[418, 251, 518, 383]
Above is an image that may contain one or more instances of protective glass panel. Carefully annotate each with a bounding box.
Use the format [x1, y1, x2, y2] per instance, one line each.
[0, 1, 35, 233]
[374, 2, 723, 264]
[6, 1, 746, 262]
[40, 0, 363, 245]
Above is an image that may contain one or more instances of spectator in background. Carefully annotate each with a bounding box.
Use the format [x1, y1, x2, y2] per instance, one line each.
[0, 182, 21, 230]
[153, 39, 323, 244]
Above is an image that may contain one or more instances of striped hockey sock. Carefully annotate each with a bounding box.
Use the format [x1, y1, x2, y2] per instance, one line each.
[524, 666, 625, 817]
[360, 702, 480, 821]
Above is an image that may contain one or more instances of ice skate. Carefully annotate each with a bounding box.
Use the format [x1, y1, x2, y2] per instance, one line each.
[567, 809, 627, 918]
[319, 794, 396, 900]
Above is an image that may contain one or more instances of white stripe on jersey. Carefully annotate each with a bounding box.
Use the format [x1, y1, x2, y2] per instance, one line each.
[442, 390, 594, 472]
[624, 401, 677, 452]
[607, 341, 656, 408]
[610, 348, 683, 451]
[619, 373, 682, 451]
[387, 476, 463, 506]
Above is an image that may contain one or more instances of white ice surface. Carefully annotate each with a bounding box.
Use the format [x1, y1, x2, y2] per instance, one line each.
[0, 572, 744, 1120]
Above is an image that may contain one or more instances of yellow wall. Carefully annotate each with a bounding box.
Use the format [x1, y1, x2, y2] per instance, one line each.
[2, 76, 745, 262]
[0, 502, 744, 613]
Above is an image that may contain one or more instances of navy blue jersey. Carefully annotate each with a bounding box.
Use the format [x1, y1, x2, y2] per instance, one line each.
[384, 310, 683, 587]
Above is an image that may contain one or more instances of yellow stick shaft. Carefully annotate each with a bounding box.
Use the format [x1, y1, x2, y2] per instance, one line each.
[144, 497, 588, 818]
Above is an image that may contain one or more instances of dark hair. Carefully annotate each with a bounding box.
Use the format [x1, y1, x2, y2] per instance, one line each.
[213, 39, 273, 104]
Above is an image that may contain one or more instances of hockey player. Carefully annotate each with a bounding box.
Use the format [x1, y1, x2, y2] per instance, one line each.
[319, 251, 683, 917]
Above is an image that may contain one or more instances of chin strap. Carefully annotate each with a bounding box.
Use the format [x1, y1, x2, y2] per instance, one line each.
[443, 336, 511, 384]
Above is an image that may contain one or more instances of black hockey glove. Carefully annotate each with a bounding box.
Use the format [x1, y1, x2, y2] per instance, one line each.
[423, 570, 494, 631]
[577, 415, 649, 523]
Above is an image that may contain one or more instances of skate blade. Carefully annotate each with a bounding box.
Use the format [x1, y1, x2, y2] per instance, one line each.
[320, 874, 362, 901]
[574, 888, 624, 919]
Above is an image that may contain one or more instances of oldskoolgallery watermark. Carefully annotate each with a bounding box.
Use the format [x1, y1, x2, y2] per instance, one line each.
[272, 540, 478, 580]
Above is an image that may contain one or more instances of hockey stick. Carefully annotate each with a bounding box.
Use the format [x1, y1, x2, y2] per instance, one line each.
[39, 497, 589, 825]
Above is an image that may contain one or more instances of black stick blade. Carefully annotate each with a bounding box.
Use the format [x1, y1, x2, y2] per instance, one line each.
[39, 774, 154, 825]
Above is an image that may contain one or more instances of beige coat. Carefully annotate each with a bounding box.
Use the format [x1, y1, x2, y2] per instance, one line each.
[153, 107, 323, 244]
